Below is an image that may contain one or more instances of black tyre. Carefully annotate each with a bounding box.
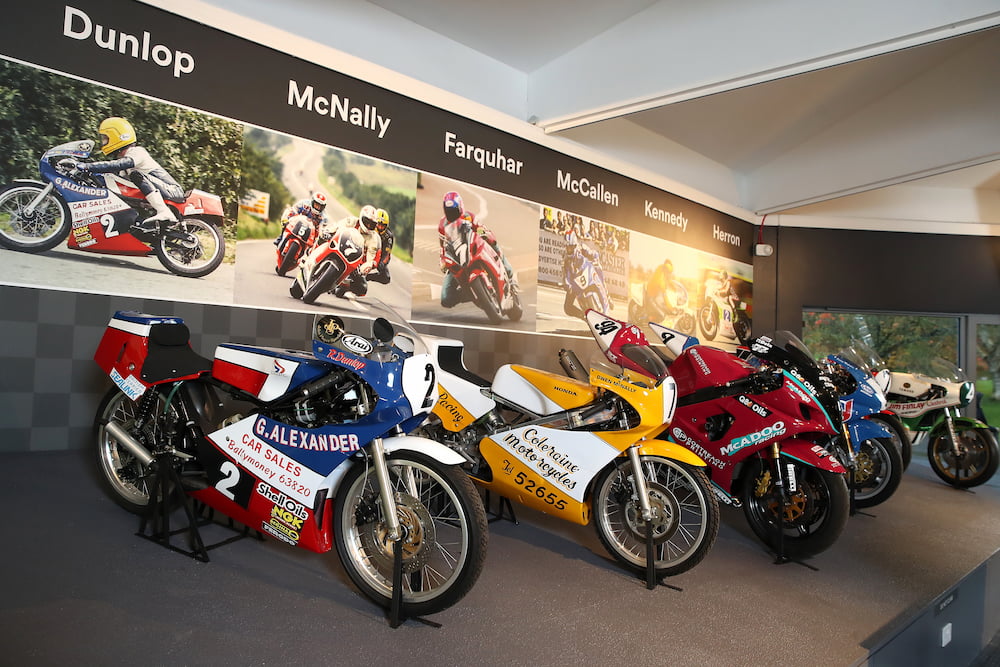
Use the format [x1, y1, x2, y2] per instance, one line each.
[93, 388, 176, 514]
[507, 290, 523, 322]
[852, 436, 903, 508]
[741, 456, 850, 559]
[584, 292, 603, 314]
[0, 183, 71, 252]
[698, 304, 719, 341]
[870, 413, 912, 470]
[333, 451, 488, 616]
[927, 426, 999, 488]
[289, 278, 304, 299]
[592, 455, 719, 577]
[471, 275, 503, 324]
[675, 312, 696, 335]
[302, 261, 340, 305]
[154, 218, 225, 278]
[276, 240, 301, 276]
[733, 315, 751, 344]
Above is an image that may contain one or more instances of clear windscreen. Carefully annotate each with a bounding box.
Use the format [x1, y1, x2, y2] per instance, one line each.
[311, 298, 427, 363]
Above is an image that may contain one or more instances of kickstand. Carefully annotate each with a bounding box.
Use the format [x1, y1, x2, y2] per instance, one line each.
[387, 536, 441, 629]
[643, 521, 682, 591]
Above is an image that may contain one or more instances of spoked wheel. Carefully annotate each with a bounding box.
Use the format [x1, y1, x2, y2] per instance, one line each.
[93, 387, 179, 514]
[927, 426, 999, 488]
[741, 457, 849, 559]
[155, 218, 225, 277]
[852, 437, 903, 508]
[471, 275, 503, 324]
[334, 451, 488, 616]
[0, 183, 71, 252]
[870, 413, 912, 470]
[593, 455, 719, 577]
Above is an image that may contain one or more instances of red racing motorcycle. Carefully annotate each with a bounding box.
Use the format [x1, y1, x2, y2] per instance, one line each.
[290, 225, 367, 305]
[441, 217, 522, 324]
[648, 324, 850, 560]
[275, 214, 318, 276]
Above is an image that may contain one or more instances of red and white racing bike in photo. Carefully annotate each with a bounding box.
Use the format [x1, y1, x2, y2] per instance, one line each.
[0, 139, 226, 277]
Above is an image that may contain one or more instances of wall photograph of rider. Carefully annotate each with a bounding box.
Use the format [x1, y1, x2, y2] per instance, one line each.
[410, 173, 538, 330]
[627, 230, 753, 352]
[233, 130, 417, 317]
[536, 206, 629, 335]
[0, 59, 242, 303]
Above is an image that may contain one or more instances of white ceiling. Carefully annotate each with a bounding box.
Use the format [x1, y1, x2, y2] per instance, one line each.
[166, 0, 1000, 233]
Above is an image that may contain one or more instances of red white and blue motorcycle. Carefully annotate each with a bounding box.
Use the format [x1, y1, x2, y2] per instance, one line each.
[0, 139, 226, 277]
[93, 299, 488, 618]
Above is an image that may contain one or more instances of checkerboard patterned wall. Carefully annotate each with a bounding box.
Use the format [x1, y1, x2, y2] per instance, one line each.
[0, 285, 592, 452]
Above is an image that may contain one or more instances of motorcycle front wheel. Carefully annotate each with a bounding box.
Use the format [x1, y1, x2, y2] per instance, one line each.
[741, 457, 850, 559]
[853, 436, 903, 508]
[507, 289, 524, 322]
[155, 218, 225, 278]
[0, 183, 71, 252]
[698, 304, 719, 341]
[471, 275, 503, 324]
[334, 451, 488, 616]
[592, 455, 720, 577]
[302, 259, 342, 304]
[93, 387, 179, 514]
[927, 426, 999, 488]
[276, 239, 301, 276]
[870, 413, 912, 470]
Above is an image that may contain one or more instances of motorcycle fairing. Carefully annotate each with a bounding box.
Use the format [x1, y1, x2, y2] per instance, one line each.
[778, 438, 846, 474]
[637, 438, 708, 467]
[492, 364, 599, 415]
[212, 344, 327, 402]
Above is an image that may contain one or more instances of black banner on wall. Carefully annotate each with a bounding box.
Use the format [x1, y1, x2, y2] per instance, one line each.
[0, 0, 753, 262]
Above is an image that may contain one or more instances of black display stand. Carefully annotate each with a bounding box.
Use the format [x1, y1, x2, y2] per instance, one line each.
[136, 453, 257, 562]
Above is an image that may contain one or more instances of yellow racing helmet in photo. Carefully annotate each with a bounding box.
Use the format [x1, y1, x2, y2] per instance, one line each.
[98, 117, 136, 155]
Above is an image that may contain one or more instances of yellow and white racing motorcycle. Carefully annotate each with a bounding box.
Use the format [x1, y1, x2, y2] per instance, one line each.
[418, 310, 720, 579]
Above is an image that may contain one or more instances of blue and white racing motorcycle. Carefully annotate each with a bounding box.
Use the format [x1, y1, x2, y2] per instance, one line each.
[824, 351, 903, 509]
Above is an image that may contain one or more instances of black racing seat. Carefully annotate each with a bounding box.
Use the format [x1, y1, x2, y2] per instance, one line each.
[140, 322, 213, 383]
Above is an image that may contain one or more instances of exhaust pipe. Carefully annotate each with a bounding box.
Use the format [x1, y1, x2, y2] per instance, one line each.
[104, 421, 154, 466]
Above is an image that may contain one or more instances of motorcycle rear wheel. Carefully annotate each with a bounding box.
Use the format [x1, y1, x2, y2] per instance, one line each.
[471, 275, 503, 324]
[927, 426, 999, 488]
[154, 217, 225, 278]
[334, 451, 488, 616]
[93, 388, 178, 514]
[698, 304, 719, 341]
[741, 457, 850, 559]
[0, 183, 71, 252]
[853, 436, 903, 508]
[592, 455, 720, 576]
[276, 240, 300, 276]
[869, 413, 912, 470]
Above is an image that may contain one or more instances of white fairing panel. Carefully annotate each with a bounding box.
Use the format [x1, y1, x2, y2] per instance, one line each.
[491, 365, 563, 416]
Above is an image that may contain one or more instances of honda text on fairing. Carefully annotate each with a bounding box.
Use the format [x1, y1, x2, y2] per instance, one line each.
[648, 326, 849, 560]
[93, 299, 488, 616]
[418, 309, 720, 580]
[0, 140, 225, 277]
[884, 356, 998, 488]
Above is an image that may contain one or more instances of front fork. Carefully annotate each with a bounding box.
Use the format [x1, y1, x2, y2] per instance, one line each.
[25, 182, 55, 215]
[370, 436, 402, 542]
[627, 445, 654, 522]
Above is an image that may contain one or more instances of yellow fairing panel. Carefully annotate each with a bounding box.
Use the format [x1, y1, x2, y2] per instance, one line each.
[637, 439, 708, 467]
[431, 385, 478, 432]
[477, 437, 590, 526]
[508, 365, 599, 411]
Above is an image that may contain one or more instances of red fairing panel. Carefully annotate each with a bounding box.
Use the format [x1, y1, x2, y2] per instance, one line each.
[779, 438, 846, 474]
